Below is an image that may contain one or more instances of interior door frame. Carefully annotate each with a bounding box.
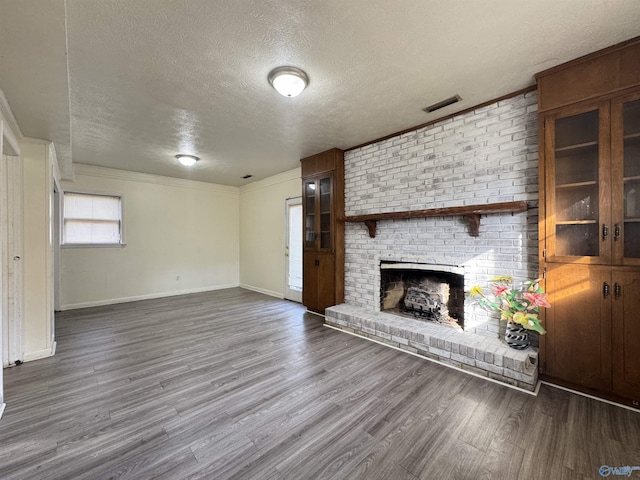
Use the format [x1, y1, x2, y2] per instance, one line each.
[53, 179, 61, 311]
[284, 196, 302, 303]
[1, 99, 24, 417]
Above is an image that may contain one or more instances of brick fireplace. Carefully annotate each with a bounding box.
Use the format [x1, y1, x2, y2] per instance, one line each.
[379, 262, 464, 329]
[325, 90, 541, 391]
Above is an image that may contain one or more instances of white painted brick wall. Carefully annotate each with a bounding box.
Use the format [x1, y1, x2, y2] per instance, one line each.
[343, 91, 539, 337]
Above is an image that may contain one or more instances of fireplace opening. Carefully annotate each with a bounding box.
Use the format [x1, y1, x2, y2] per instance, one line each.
[380, 262, 464, 330]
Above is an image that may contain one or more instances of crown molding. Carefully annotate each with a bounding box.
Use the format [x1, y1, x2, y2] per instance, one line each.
[70, 164, 240, 194]
[239, 167, 301, 193]
[0, 87, 23, 156]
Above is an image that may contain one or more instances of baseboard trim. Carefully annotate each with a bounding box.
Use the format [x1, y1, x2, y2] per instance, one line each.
[324, 323, 540, 396]
[540, 381, 640, 413]
[59, 284, 241, 310]
[239, 284, 283, 299]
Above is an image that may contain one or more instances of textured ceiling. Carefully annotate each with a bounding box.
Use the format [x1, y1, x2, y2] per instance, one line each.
[0, 0, 72, 178]
[1, 1, 640, 186]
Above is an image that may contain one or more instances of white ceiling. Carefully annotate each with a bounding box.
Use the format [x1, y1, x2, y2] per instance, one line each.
[1, 1, 639, 186]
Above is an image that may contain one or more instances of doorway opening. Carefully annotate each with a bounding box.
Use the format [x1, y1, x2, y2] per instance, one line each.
[285, 197, 302, 303]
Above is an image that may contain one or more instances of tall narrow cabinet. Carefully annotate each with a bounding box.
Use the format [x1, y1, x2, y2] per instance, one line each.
[301, 148, 345, 314]
[537, 37, 640, 407]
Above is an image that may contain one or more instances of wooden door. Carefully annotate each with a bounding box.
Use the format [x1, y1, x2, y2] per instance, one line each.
[611, 270, 640, 400]
[611, 92, 640, 266]
[543, 103, 612, 264]
[543, 264, 612, 391]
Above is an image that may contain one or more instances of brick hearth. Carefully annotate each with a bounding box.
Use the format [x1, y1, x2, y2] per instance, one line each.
[326, 304, 538, 391]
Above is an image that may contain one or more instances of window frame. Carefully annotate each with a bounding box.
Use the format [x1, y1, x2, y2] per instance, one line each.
[61, 189, 126, 248]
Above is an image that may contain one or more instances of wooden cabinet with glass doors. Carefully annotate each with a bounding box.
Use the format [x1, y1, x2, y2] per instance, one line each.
[537, 37, 640, 407]
[301, 149, 344, 314]
[613, 94, 640, 266]
[304, 175, 334, 252]
[545, 95, 640, 266]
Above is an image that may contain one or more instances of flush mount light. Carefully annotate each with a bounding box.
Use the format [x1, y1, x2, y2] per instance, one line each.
[175, 154, 199, 166]
[268, 66, 309, 97]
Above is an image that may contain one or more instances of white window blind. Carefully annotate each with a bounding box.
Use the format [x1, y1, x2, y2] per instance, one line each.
[63, 192, 122, 245]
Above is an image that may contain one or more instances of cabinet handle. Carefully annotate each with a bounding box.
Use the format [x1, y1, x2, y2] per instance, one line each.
[603, 282, 610, 298]
[614, 224, 621, 241]
[602, 224, 609, 240]
[614, 283, 621, 299]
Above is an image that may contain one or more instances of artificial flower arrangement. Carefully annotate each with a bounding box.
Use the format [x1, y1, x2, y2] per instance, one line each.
[470, 276, 550, 334]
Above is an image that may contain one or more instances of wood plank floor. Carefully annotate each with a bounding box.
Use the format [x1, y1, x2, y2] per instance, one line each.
[1, 288, 639, 480]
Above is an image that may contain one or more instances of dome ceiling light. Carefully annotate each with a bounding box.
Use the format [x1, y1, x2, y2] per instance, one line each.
[268, 66, 309, 97]
[175, 154, 199, 166]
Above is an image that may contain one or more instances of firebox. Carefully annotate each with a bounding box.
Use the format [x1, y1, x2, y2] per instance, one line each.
[379, 262, 464, 329]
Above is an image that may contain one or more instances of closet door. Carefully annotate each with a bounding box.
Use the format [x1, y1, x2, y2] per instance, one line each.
[1, 155, 24, 367]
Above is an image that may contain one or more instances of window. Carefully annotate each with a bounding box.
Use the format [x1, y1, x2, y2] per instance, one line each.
[63, 192, 124, 245]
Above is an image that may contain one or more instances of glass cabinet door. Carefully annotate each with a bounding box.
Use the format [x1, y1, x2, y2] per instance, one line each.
[304, 180, 317, 249]
[319, 176, 332, 250]
[303, 174, 333, 252]
[613, 94, 640, 265]
[547, 105, 609, 263]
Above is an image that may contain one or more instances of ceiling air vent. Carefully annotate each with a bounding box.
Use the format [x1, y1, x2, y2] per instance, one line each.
[423, 95, 462, 113]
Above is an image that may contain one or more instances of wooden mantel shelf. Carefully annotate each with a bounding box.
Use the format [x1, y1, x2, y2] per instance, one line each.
[341, 201, 528, 238]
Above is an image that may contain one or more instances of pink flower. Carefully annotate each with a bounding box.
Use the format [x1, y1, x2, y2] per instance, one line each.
[523, 292, 551, 308]
[492, 285, 509, 297]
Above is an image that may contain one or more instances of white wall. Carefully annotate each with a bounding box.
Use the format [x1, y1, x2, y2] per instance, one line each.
[239, 167, 301, 298]
[60, 164, 240, 309]
[22, 140, 57, 360]
[0, 117, 4, 415]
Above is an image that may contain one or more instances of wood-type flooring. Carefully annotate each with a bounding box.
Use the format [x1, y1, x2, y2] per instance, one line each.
[1, 288, 639, 479]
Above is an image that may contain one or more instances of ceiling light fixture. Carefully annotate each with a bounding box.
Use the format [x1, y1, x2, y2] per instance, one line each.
[268, 66, 309, 97]
[175, 154, 199, 166]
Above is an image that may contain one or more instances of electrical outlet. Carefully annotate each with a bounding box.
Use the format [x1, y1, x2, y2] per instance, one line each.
[176, 275, 180, 281]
